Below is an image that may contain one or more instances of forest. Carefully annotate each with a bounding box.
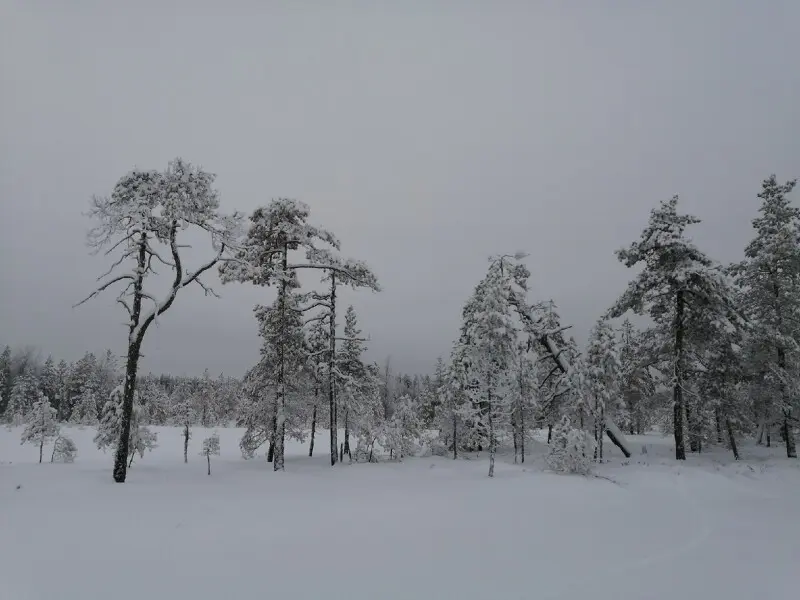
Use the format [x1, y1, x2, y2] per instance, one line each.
[2, 159, 798, 480]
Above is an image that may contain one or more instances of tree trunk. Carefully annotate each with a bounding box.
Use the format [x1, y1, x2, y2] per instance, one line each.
[309, 402, 317, 457]
[598, 405, 605, 462]
[267, 411, 277, 462]
[783, 411, 797, 458]
[207, 454, 211, 475]
[339, 443, 344, 462]
[114, 339, 143, 482]
[273, 243, 288, 473]
[38, 439, 43, 464]
[520, 403, 525, 463]
[128, 452, 135, 468]
[685, 403, 699, 453]
[715, 408, 723, 444]
[766, 423, 771, 448]
[452, 412, 458, 460]
[328, 273, 338, 466]
[343, 409, 351, 461]
[512, 409, 519, 464]
[725, 417, 739, 461]
[183, 423, 189, 464]
[112, 233, 148, 483]
[547, 423, 553, 444]
[673, 290, 687, 460]
[488, 409, 496, 478]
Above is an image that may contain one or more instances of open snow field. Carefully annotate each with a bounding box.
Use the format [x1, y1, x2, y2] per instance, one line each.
[2, 426, 799, 600]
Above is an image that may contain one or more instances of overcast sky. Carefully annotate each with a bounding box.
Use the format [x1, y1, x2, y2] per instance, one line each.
[1, 1, 799, 377]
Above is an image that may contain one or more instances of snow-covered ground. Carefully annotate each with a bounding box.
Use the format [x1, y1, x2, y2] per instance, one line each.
[1, 426, 798, 600]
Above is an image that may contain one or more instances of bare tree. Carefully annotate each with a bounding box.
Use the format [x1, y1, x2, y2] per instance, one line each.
[75, 158, 240, 482]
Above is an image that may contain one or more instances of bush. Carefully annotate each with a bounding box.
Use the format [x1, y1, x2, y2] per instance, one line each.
[51, 435, 77, 463]
[546, 416, 593, 475]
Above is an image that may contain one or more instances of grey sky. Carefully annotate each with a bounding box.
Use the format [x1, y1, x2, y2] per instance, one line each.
[1, 1, 799, 377]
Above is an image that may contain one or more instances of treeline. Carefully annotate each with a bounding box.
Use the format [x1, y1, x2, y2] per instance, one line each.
[7, 160, 798, 480]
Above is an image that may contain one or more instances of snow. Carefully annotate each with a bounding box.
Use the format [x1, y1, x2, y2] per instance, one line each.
[2, 426, 799, 600]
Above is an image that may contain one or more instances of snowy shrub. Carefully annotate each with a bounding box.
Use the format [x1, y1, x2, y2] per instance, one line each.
[51, 435, 77, 463]
[430, 440, 449, 457]
[546, 416, 594, 475]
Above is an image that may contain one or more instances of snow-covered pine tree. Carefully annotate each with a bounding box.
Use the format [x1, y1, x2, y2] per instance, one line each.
[691, 288, 749, 459]
[617, 319, 656, 435]
[306, 260, 380, 467]
[5, 372, 39, 426]
[40, 356, 58, 411]
[20, 392, 59, 463]
[67, 352, 97, 422]
[337, 305, 379, 461]
[51, 434, 77, 463]
[200, 432, 220, 475]
[608, 196, 741, 460]
[304, 318, 329, 457]
[70, 368, 100, 426]
[382, 393, 421, 461]
[584, 318, 622, 461]
[195, 369, 216, 427]
[511, 343, 538, 464]
[220, 199, 379, 469]
[53, 359, 71, 421]
[139, 375, 170, 425]
[0, 345, 11, 416]
[76, 158, 240, 483]
[458, 256, 524, 477]
[733, 175, 800, 458]
[169, 381, 196, 464]
[252, 284, 309, 471]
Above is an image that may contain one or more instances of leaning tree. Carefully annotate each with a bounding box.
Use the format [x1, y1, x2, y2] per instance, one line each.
[76, 158, 240, 482]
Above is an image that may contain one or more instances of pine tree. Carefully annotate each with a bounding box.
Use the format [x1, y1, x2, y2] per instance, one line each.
[53, 360, 71, 421]
[584, 318, 622, 461]
[305, 319, 329, 457]
[220, 199, 379, 469]
[458, 256, 524, 477]
[76, 158, 240, 482]
[617, 319, 655, 435]
[0, 345, 11, 415]
[169, 381, 196, 463]
[200, 432, 220, 475]
[382, 394, 421, 460]
[733, 175, 800, 458]
[71, 369, 100, 425]
[5, 372, 39, 426]
[608, 197, 741, 460]
[20, 392, 59, 463]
